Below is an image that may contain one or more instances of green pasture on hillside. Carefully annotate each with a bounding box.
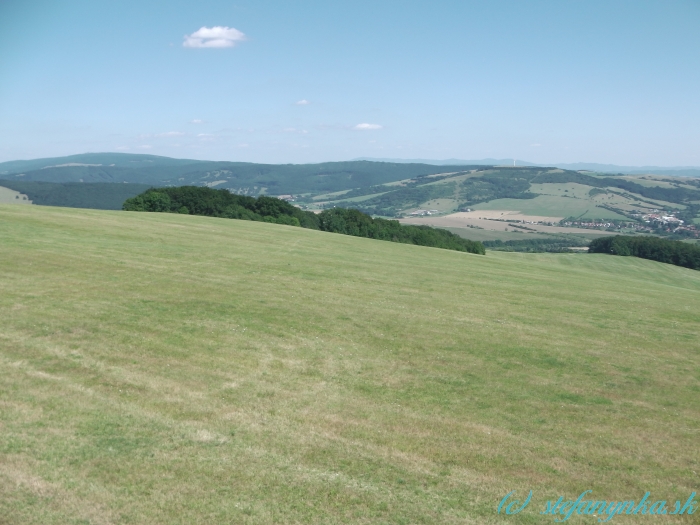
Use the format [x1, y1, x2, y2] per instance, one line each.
[472, 195, 629, 220]
[1, 205, 698, 524]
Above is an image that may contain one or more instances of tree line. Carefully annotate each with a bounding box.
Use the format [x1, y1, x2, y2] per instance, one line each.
[318, 207, 485, 254]
[483, 237, 589, 253]
[123, 186, 485, 255]
[0, 181, 151, 210]
[589, 235, 700, 270]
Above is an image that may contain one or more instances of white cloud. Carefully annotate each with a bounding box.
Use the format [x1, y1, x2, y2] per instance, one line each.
[283, 128, 309, 134]
[183, 26, 246, 48]
[530, 143, 542, 147]
[191, 119, 204, 124]
[138, 145, 153, 150]
[157, 131, 185, 137]
[353, 123, 383, 130]
[115, 146, 130, 151]
[296, 99, 310, 105]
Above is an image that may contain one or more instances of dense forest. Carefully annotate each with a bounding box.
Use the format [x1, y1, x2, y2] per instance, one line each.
[318, 208, 485, 254]
[123, 186, 320, 228]
[0, 181, 151, 210]
[123, 187, 485, 254]
[452, 169, 539, 209]
[589, 235, 700, 270]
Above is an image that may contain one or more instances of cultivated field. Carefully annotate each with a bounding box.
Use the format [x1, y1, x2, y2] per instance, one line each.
[0, 186, 31, 204]
[400, 211, 620, 238]
[1, 205, 698, 524]
[471, 195, 629, 220]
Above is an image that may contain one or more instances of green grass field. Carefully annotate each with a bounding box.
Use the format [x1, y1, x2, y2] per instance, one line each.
[472, 195, 629, 220]
[1, 205, 699, 524]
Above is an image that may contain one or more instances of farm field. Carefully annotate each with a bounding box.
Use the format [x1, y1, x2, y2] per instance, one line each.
[439, 227, 608, 243]
[0, 186, 31, 204]
[442, 227, 550, 242]
[471, 195, 628, 220]
[1, 205, 699, 524]
[400, 211, 621, 238]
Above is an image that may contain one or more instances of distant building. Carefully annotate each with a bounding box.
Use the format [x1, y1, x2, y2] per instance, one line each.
[409, 209, 440, 216]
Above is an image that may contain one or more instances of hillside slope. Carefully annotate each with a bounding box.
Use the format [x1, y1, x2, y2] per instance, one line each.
[0, 205, 698, 524]
[0, 181, 152, 210]
[0, 152, 484, 195]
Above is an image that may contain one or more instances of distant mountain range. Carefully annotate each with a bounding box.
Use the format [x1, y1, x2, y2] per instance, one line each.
[0, 153, 489, 195]
[0, 153, 198, 175]
[353, 157, 700, 177]
[352, 157, 538, 167]
[3, 153, 700, 222]
[1, 153, 698, 202]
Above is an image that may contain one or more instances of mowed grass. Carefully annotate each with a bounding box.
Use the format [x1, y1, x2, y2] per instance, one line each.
[1, 205, 699, 525]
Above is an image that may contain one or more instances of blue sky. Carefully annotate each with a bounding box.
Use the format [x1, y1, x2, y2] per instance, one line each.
[1, 0, 698, 165]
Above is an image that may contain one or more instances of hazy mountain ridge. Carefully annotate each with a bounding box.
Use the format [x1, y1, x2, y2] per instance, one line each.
[354, 157, 700, 177]
[2, 154, 699, 231]
[0, 153, 202, 174]
[0, 153, 490, 195]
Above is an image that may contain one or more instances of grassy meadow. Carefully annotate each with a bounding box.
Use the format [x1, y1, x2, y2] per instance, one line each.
[1, 204, 699, 524]
[471, 195, 629, 220]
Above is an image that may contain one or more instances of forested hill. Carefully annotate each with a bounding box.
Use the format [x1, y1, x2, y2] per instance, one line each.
[0, 181, 151, 210]
[123, 186, 485, 255]
[0, 153, 486, 195]
[589, 235, 700, 270]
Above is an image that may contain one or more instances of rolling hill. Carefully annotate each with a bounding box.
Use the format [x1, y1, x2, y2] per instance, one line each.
[0, 153, 485, 196]
[356, 157, 700, 177]
[1, 204, 698, 524]
[2, 153, 698, 245]
[310, 166, 700, 220]
[0, 181, 152, 210]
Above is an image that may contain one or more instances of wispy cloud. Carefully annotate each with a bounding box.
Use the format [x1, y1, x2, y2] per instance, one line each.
[530, 143, 542, 147]
[138, 145, 153, 150]
[353, 123, 383, 130]
[183, 26, 246, 48]
[190, 119, 204, 124]
[283, 128, 309, 134]
[137, 131, 185, 139]
[296, 99, 310, 105]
